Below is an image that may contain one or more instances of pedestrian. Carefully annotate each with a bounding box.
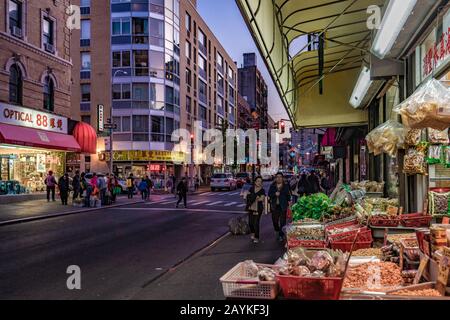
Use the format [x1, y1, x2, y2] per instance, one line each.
[58, 173, 70, 205]
[126, 173, 135, 199]
[307, 170, 321, 195]
[72, 170, 81, 201]
[245, 176, 266, 244]
[290, 174, 299, 204]
[194, 176, 200, 191]
[44, 170, 57, 202]
[144, 175, 153, 201]
[320, 172, 330, 195]
[138, 178, 148, 200]
[81, 172, 92, 207]
[176, 177, 188, 208]
[297, 173, 309, 197]
[171, 175, 177, 197]
[268, 172, 291, 242]
[108, 174, 119, 203]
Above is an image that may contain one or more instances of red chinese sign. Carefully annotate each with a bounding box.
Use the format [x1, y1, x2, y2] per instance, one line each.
[423, 27, 450, 78]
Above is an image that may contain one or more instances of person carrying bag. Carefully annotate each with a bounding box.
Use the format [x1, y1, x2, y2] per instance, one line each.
[245, 176, 266, 244]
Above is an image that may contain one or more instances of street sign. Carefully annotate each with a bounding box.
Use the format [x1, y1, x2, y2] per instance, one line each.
[97, 104, 104, 132]
[104, 123, 117, 130]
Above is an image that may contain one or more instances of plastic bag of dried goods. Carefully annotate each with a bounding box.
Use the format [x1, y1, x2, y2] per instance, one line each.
[393, 78, 450, 130]
[428, 128, 449, 144]
[405, 129, 422, 146]
[404, 148, 427, 175]
[366, 120, 406, 157]
[427, 145, 443, 165]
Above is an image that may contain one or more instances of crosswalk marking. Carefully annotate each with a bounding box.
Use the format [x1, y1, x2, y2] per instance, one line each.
[207, 201, 223, 206]
[160, 200, 177, 205]
[190, 201, 209, 206]
[224, 202, 238, 207]
[237, 204, 246, 208]
[228, 192, 240, 196]
[201, 192, 212, 196]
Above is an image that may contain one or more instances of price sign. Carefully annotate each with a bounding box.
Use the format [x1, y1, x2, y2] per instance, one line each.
[436, 256, 449, 296]
[414, 256, 429, 285]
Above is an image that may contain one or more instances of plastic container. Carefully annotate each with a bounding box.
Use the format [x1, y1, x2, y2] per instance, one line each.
[325, 219, 359, 233]
[277, 275, 344, 300]
[370, 216, 401, 227]
[400, 213, 432, 228]
[220, 263, 279, 300]
[329, 240, 372, 252]
[335, 230, 373, 242]
[400, 238, 420, 261]
[327, 227, 370, 242]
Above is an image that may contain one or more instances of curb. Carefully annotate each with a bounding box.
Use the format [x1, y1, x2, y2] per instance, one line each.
[0, 200, 145, 227]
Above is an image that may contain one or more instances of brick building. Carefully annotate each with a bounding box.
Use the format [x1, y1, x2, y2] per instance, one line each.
[237, 93, 251, 130]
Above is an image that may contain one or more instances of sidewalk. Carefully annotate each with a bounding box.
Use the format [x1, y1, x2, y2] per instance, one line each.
[133, 215, 285, 300]
[0, 196, 146, 226]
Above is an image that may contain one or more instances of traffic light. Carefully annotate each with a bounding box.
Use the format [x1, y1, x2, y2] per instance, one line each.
[279, 121, 286, 134]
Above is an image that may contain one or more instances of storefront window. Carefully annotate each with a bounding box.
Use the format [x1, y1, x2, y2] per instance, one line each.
[0, 146, 65, 195]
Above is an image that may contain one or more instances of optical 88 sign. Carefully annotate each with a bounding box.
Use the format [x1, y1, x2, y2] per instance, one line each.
[0, 103, 68, 134]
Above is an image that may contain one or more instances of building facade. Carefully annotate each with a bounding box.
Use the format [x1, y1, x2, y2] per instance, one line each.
[238, 52, 268, 130]
[237, 93, 251, 130]
[0, 0, 93, 196]
[71, 0, 237, 183]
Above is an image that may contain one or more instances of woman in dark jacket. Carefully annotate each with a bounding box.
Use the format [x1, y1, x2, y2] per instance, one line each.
[58, 173, 70, 205]
[246, 176, 266, 244]
[297, 173, 309, 197]
[268, 172, 291, 242]
[306, 171, 320, 195]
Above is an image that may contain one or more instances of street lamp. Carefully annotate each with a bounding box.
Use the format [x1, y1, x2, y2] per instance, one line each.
[110, 70, 128, 177]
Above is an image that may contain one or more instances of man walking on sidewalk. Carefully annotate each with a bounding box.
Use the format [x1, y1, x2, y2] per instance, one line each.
[58, 173, 70, 205]
[268, 172, 291, 242]
[176, 177, 188, 208]
[44, 170, 57, 202]
[72, 170, 81, 201]
[126, 173, 135, 199]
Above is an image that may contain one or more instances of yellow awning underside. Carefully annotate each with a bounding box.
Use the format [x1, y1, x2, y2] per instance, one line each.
[236, 0, 385, 128]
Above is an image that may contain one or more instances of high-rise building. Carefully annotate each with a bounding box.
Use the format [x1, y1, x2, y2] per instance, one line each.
[0, 0, 94, 194]
[237, 53, 268, 130]
[71, 0, 237, 181]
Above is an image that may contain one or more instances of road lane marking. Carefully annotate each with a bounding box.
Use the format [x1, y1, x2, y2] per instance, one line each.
[111, 207, 243, 214]
[200, 192, 212, 196]
[228, 192, 240, 196]
[224, 202, 238, 207]
[237, 204, 246, 208]
[190, 201, 209, 206]
[206, 201, 223, 206]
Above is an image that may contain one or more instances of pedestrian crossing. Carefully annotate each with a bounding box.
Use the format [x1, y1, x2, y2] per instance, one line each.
[200, 191, 241, 196]
[149, 199, 246, 208]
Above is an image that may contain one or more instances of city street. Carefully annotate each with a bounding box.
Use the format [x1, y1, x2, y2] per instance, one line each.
[0, 185, 282, 300]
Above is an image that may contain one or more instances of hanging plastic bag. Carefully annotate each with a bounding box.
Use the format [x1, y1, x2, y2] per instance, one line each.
[443, 146, 450, 168]
[428, 128, 449, 144]
[405, 129, 422, 146]
[404, 148, 427, 175]
[366, 120, 406, 157]
[393, 78, 450, 130]
[427, 145, 442, 165]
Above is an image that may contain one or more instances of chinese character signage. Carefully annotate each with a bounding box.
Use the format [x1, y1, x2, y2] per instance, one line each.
[103, 150, 186, 163]
[0, 103, 68, 134]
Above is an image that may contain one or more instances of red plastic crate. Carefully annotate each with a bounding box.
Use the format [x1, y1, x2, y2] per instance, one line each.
[370, 216, 400, 227]
[277, 275, 343, 300]
[327, 227, 370, 242]
[325, 220, 359, 233]
[287, 239, 327, 249]
[332, 230, 373, 242]
[329, 240, 372, 252]
[400, 213, 432, 228]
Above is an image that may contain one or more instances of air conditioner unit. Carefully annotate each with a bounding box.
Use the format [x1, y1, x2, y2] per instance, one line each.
[12, 26, 22, 38]
[44, 43, 55, 53]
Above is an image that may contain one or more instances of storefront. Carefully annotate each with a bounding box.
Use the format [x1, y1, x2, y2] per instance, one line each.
[99, 150, 185, 188]
[0, 103, 82, 195]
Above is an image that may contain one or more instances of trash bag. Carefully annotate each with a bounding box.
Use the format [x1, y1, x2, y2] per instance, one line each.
[393, 78, 450, 131]
[228, 216, 250, 235]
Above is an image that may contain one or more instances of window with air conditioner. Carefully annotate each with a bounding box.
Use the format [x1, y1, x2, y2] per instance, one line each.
[42, 16, 55, 53]
[9, 0, 23, 38]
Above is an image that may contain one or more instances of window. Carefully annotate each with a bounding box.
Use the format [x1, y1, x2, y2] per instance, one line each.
[150, 83, 165, 110]
[186, 96, 191, 113]
[185, 41, 191, 60]
[112, 51, 130, 68]
[81, 52, 91, 70]
[112, 83, 131, 100]
[200, 106, 207, 121]
[112, 18, 130, 35]
[228, 66, 233, 80]
[43, 76, 55, 111]
[198, 55, 206, 71]
[9, 0, 22, 37]
[81, 19, 91, 39]
[217, 53, 223, 68]
[186, 68, 191, 86]
[132, 83, 149, 101]
[81, 84, 91, 102]
[149, 50, 165, 78]
[122, 116, 131, 131]
[133, 50, 149, 76]
[151, 116, 164, 133]
[149, 18, 164, 46]
[185, 13, 191, 32]
[9, 64, 22, 104]
[198, 29, 206, 47]
[81, 115, 91, 125]
[217, 74, 224, 94]
[199, 79, 207, 104]
[133, 115, 149, 141]
[132, 17, 148, 35]
[80, 0, 91, 14]
[150, 0, 164, 14]
[42, 16, 55, 52]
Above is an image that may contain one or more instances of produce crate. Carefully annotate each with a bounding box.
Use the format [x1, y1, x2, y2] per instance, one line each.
[325, 217, 358, 229]
[277, 275, 344, 300]
[369, 216, 400, 227]
[220, 263, 279, 300]
[335, 230, 373, 242]
[327, 227, 370, 242]
[325, 220, 359, 234]
[400, 213, 432, 228]
[287, 239, 327, 249]
[329, 240, 372, 252]
[400, 238, 420, 261]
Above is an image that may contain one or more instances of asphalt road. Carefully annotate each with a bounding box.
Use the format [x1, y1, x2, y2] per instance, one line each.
[0, 188, 253, 300]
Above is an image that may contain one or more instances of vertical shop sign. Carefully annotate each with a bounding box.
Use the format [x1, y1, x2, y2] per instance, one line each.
[97, 104, 104, 133]
[36, 154, 46, 173]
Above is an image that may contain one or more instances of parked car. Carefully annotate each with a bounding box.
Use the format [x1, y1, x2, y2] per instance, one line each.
[235, 172, 251, 188]
[210, 173, 237, 191]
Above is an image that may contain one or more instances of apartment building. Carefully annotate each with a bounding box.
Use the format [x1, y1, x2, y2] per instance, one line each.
[0, 0, 96, 195]
[71, 0, 237, 181]
[238, 53, 268, 130]
[237, 93, 251, 130]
